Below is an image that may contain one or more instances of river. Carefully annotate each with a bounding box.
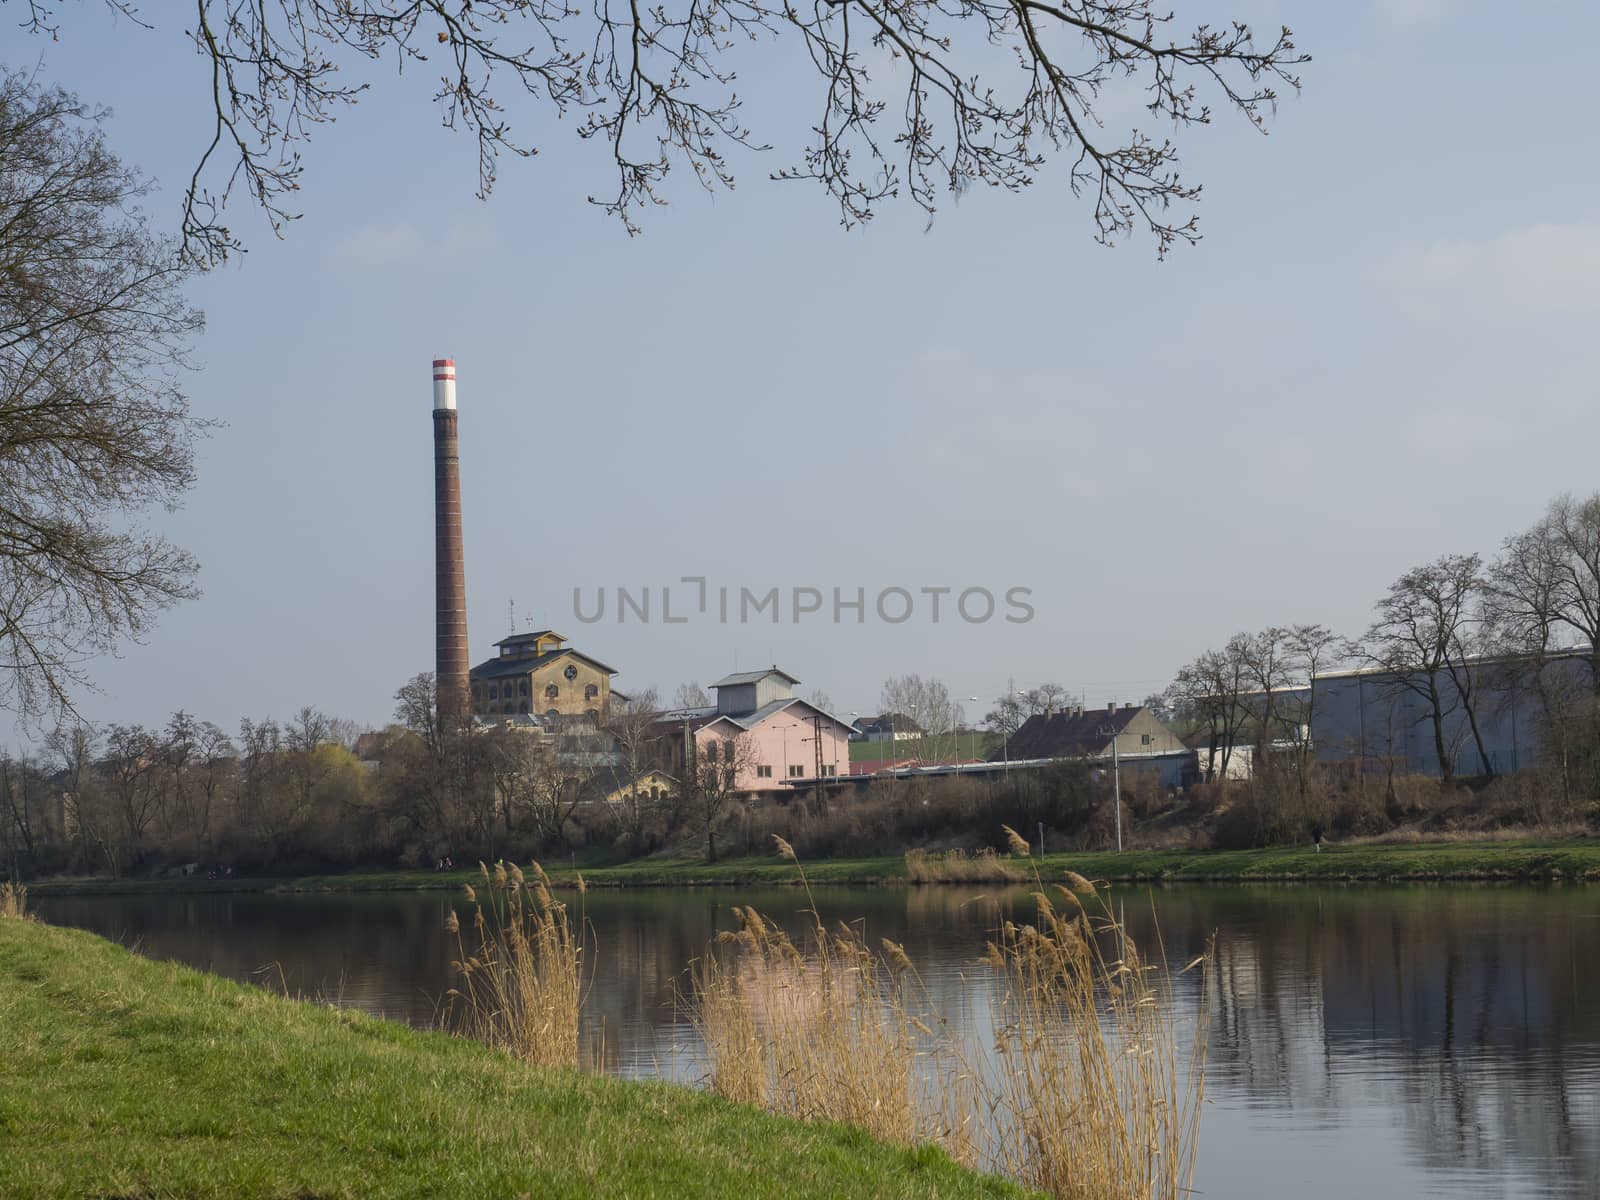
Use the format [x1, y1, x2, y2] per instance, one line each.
[34, 883, 1600, 1199]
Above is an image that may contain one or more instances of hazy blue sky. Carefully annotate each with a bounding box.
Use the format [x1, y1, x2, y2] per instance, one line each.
[6, 0, 1597, 738]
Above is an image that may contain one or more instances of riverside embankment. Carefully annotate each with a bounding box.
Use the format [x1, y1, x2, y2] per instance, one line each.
[24, 837, 1600, 896]
[0, 918, 1025, 1200]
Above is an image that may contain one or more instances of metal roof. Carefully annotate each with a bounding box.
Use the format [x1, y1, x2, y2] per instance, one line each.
[702, 697, 854, 733]
[495, 629, 565, 646]
[711, 667, 801, 688]
[470, 647, 619, 679]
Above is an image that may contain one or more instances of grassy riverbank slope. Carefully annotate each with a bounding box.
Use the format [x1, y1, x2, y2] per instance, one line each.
[25, 837, 1600, 896]
[0, 919, 1023, 1200]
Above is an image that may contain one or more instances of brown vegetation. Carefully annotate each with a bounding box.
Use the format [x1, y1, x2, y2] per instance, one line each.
[692, 841, 1209, 1199]
[443, 861, 586, 1070]
[904, 848, 1026, 883]
[0, 881, 26, 920]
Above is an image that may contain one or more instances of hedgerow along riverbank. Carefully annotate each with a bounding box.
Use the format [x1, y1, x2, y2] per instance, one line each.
[0, 918, 1029, 1200]
[23, 837, 1600, 896]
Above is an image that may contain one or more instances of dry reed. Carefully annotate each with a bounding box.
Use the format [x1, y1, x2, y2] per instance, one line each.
[444, 860, 586, 1069]
[904, 847, 1026, 883]
[693, 903, 924, 1145]
[0, 881, 26, 920]
[695, 837, 1211, 1200]
[984, 887, 1210, 1200]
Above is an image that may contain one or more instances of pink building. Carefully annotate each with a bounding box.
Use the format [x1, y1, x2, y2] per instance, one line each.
[688, 668, 853, 794]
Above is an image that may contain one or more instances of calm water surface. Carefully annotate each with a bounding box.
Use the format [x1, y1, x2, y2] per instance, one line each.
[36, 884, 1600, 1200]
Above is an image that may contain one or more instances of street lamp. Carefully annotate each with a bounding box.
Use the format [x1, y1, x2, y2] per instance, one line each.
[996, 686, 1023, 776]
[1096, 714, 1124, 853]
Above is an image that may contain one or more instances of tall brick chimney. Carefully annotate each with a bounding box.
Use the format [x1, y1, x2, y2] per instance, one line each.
[432, 358, 470, 721]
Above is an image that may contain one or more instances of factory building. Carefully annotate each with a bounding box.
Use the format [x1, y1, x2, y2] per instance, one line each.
[469, 630, 619, 720]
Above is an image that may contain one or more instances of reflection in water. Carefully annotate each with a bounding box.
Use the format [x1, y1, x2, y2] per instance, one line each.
[35, 883, 1600, 1200]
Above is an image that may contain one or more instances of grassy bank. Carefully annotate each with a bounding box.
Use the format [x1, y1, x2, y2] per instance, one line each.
[0, 918, 1025, 1200]
[24, 837, 1600, 897]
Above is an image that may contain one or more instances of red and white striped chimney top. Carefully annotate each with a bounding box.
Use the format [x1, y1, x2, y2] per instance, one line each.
[432, 358, 457, 410]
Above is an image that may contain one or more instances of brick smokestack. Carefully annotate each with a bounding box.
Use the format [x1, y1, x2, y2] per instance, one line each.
[432, 358, 470, 721]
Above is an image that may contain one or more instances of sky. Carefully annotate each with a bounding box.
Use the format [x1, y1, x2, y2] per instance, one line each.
[5, 0, 1598, 740]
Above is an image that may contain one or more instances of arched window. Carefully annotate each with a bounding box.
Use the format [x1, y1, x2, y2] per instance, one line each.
[503, 704, 513, 715]
[519, 680, 530, 696]
[585, 684, 599, 700]
[546, 709, 559, 720]
[488, 686, 499, 700]
[545, 684, 559, 699]
[518, 701, 529, 714]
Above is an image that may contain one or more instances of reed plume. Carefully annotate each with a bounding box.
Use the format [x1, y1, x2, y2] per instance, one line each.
[0, 881, 27, 920]
[444, 861, 587, 1069]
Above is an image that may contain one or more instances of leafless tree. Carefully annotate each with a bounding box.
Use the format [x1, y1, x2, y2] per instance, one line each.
[515, 733, 599, 846]
[103, 722, 162, 863]
[1023, 682, 1069, 716]
[603, 686, 663, 836]
[673, 681, 711, 710]
[688, 731, 759, 862]
[1167, 642, 1252, 783]
[13, 1, 1306, 263]
[984, 692, 1027, 745]
[0, 71, 208, 719]
[1352, 554, 1491, 784]
[1485, 496, 1600, 802]
[805, 688, 835, 714]
[49, 722, 110, 869]
[1282, 623, 1340, 803]
[881, 673, 960, 742]
[0, 753, 42, 875]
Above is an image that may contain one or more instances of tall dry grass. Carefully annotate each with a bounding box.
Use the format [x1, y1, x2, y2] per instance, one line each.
[444, 860, 586, 1069]
[0, 881, 27, 920]
[693, 902, 925, 1146]
[904, 847, 1026, 883]
[984, 872, 1209, 1199]
[694, 833, 1210, 1200]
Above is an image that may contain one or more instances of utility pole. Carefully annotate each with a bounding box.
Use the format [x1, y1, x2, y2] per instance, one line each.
[1098, 712, 1124, 853]
[1111, 728, 1123, 852]
[812, 713, 826, 810]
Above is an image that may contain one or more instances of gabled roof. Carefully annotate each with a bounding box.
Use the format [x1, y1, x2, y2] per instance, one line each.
[1001, 707, 1144, 760]
[711, 667, 801, 689]
[496, 629, 565, 648]
[698, 697, 853, 734]
[471, 646, 618, 680]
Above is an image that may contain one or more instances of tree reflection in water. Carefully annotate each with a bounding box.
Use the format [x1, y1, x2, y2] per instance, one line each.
[35, 883, 1600, 1199]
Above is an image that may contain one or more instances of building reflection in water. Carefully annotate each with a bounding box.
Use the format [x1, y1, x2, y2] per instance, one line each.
[36, 882, 1600, 1199]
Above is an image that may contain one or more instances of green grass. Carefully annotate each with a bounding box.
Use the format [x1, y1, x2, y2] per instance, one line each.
[542, 839, 1600, 885]
[849, 733, 1000, 764]
[26, 837, 1600, 898]
[0, 919, 1028, 1200]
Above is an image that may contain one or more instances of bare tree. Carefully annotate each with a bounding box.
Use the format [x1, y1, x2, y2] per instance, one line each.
[1485, 501, 1600, 802]
[688, 732, 759, 862]
[805, 688, 835, 714]
[0, 71, 207, 719]
[13, 2, 1306, 263]
[603, 686, 664, 837]
[516, 735, 599, 847]
[49, 723, 110, 870]
[394, 673, 444, 758]
[673, 681, 711, 711]
[1022, 683, 1069, 716]
[1282, 623, 1340, 803]
[103, 723, 161, 866]
[1167, 642, 1252, 784]
[983, 693, 1027, 747]
[1352, 554, 1491, 784]
[882, 674, 958, 734]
